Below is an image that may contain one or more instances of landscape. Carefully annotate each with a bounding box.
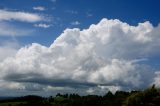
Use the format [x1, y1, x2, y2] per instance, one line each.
[0, 85, 160, 106]
[0, 0, 160, 105]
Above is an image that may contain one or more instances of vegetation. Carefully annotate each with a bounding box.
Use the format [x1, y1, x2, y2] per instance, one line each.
[0, 86, 160, 106]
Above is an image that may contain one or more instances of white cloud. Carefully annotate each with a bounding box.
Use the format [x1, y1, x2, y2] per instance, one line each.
[34, 23, 51, 28]
[0, 18, 160, 95]
[0, 22, 33, 36]
[71, 21, 80, 25]
[0, 41, 20, 62]
[0, 9, 44, 23]
[33, 6, 46, 11]
[152, 71, 160, 87]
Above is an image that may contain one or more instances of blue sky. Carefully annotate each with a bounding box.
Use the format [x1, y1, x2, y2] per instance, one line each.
[0, 0, 160, 96]
[0, 0, 160, 45]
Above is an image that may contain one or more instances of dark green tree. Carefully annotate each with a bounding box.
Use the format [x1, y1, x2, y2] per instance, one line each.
[123, 85, 160, 106]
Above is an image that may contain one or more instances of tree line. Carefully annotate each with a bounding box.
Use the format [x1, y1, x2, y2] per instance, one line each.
[0, 85, 160, 106]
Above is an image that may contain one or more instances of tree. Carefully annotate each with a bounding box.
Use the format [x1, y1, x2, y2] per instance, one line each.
[123, 85, 160, 106]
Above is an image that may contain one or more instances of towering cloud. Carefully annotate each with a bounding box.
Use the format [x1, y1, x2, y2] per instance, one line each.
[0, 18, 160, 95]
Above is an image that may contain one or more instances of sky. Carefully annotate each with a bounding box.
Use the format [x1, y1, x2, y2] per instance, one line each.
[0, 0, 160, 96]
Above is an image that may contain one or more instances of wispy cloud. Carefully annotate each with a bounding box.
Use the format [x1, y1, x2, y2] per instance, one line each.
[33, 6, 46, 11]
[50, 0, 56, 3]
[0, 9, 44, 23]
[65, 10, 78, 14]
[0, 22, 33, 36]
[86, 12, 93, 17]
[34, 23, 51, 28]
[71, 21, 80, 25]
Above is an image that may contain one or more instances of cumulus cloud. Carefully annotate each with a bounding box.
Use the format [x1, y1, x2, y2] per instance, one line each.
[152, 71, 160, 87]
[0, 9, 44, 22]
[33, 6, 46, 11]
[0, 41, 20, 62]
[0, 18, 160, 96]
[34, 23, 51, 28]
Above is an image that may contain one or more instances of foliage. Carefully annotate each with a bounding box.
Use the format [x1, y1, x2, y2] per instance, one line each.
[123, 85, 160, 106]
[0, 86, 160, 106]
